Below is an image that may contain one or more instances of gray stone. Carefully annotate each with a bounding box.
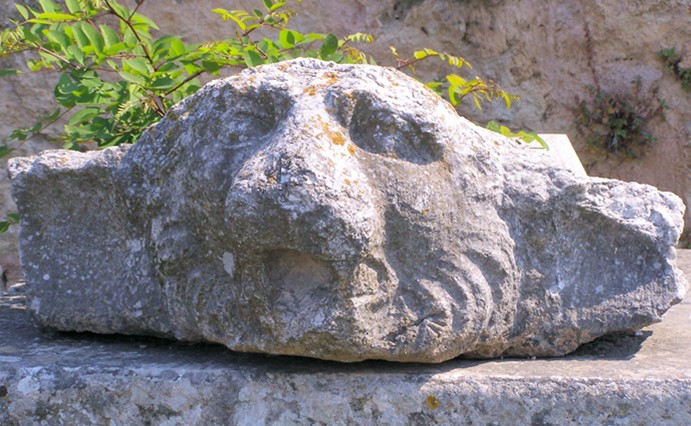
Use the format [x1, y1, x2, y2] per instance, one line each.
[7, 59, 687, 363]
[1, 250, 690, 424]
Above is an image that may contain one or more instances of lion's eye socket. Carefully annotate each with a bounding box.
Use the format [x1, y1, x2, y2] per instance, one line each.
[191, 85, 292, 145]
[344, 93, 442, 165]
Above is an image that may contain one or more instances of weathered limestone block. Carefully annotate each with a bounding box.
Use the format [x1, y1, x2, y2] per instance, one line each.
[7, 59, 687, 363]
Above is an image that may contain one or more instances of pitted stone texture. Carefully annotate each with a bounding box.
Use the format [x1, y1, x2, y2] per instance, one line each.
[7, 59, 687, 363]
[7, 147, 172, 337]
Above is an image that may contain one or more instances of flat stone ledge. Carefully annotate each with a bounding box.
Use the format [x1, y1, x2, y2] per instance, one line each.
[539, 133, 588, 177]
[1, 251, 690, 425]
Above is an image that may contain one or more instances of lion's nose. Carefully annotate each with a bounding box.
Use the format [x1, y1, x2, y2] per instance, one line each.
[223, 123, 379, 271]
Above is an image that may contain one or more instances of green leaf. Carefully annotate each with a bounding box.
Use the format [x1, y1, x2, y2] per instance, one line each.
[446, 54, 465, 68]
[27, 121, 40, 133]
[45, 29, 71, 51]
[125, 57, 152, 75]
[66, 44, 86, 65]
[155, 62, 181, 73]
[71, 23, 90, 49]
[81, 23, 105, 54]
[150, 76, 176, 90]
[25, 18, 58, 25]
[0, 222, 9, 234]
[447, 85, 459, 106]
[183, 63, 202, 75]
[0, 69, 22, 76]
[472, 96, 482, 110]
[502, 92, 512, 109]
[319, 34, 338, 58]
[279, 29, 296, 49]
[212, 9, 247, 31]
[130, 13, 159, 32]
[69, 107, 102, 124]
[257, 38, 279, 56]
[100, 25, 119, 48]
[43, 107, 61, 122]
[15, 4, 30, 20]
[414, 48, 438, 60]
[269, 2, 287, 12]
[7, 214, 20, 223]
[108, 1, 129, 21]
[38, 0, 62, 13]
[413, 50, 428, 60]
[104, 42, 126, 56]
[19, 25, 41, 43]
[55, 74, 77, 106]
[65, 0, 81, 14]
[0, 145, 14, 158]
[486, 121, 500, 133]
[446, 73, 466, 88]
[168, 38, 187, 57]
[243, 49, 264, 67]
[532, 134, 549, 150]
[152, 35, 178, 56]
[201, 60, 220, 74]
[120, 71, 146, 84]
[344, 33, 373, 44]
[122, 26, 138, 47]
[35, 12, 77, 22]
[106, 59, 119, 71]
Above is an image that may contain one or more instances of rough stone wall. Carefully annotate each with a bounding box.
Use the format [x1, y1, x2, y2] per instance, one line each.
[1, 0, 689, 283]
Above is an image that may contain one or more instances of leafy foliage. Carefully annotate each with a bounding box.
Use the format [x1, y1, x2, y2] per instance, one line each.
[0, 0, 526, 157]
[576, 79, 666, 158]
[390, 46, 517, 111]
[2, 0, 335, 153]
[658, 47, 690, 92]
[0, 0, 538, 234]
[486, 121, 547, 150]
[0, 213, 20, 234]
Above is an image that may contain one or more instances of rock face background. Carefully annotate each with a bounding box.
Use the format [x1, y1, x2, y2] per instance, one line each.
[9, 60, 686, 363]
[1, 1, 689, 275]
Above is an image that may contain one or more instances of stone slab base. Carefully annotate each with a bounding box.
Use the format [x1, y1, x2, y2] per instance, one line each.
[539, 134, 588, 177]
[1, 251, 690, 425]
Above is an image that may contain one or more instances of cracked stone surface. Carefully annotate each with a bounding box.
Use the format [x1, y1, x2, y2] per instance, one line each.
[7, 59, 687, 363]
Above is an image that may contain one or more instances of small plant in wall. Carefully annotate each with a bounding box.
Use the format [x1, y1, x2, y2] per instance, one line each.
[578, 23, 666, 159]
[658, 47, 691, 92]
[576, 78, 666, 159]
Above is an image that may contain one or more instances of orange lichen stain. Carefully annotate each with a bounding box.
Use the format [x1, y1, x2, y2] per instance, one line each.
[347, 144, 356, 155]
[331, 131, 345, 146]
[303, 73, 339, 96]
[322, 72, 338, 86]
[425, 395, 441, 410]
[303, 86, 318, 96]
[313, 115, 346, 146]
[59, 157, 69, 165]
[344, 178, 351, 186]
[421, 209, 430, 215]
